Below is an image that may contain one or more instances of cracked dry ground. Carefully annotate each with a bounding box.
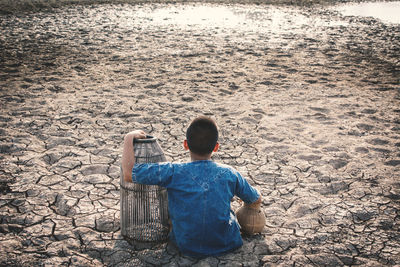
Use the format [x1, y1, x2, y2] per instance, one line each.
[0, 3, 399, 266]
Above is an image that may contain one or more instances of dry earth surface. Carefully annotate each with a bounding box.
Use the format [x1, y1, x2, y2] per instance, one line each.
[0, 2, 399, 266]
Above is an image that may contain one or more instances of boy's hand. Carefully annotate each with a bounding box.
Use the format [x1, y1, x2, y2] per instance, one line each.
[124, 130, 146, 141]
[244, 196, 262, 210]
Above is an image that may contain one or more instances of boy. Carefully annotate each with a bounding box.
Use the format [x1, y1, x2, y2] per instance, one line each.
[122, 116, 262, 258]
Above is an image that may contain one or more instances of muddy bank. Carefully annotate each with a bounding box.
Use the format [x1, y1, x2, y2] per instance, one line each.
[1, 2, 399, 266]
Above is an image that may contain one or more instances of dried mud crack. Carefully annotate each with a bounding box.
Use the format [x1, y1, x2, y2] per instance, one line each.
[1, 2, 399, 266]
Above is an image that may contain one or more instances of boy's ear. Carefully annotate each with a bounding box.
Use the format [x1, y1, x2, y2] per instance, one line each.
[183, 140, 189, 150]
[213, 142, 219, 152]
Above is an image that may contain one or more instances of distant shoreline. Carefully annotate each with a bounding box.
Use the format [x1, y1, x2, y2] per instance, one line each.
[0, 0, 395, 15]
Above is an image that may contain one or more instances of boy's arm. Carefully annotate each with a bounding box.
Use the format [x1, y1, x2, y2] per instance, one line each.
[122, 130, 146, 183]
[235, 171, 262, 207]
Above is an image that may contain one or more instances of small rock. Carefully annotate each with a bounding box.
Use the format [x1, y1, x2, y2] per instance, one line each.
[145, 83, 164, 89]
[354, 211, 375, 222]
[96, 218, 118, 232]
[384, 160, 400, 166]
[329, 159, 348, 169]
[367, 138, 389, 145]
[298, 154, 322, 161]
[361, 109, 377, 114]
[182, 96, 194, 102]
[356, 123, 374, 131]
[81, 165, 108, 175]
[355, 147, 369, 153]
[307, 253, 344, 267]
[0, 144, 16, 153]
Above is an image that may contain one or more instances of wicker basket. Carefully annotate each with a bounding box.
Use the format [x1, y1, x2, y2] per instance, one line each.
[120, 136, 169, 242]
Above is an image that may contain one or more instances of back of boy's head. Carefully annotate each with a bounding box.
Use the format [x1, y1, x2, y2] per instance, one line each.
[186, 116, 218, 156]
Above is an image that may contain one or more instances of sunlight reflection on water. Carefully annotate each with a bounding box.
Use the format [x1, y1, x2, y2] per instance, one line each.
[110, 4, 351, 52]
[335, 1, 400, 24]
[150, 6, 245, 27]
[131, 4, 346, 33]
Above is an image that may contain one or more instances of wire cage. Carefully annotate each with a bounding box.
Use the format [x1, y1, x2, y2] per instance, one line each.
[120, 136, 169, 243]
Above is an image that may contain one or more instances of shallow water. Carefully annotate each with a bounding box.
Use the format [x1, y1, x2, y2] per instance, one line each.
[120, 4, 348, 50]
[134, 4, 347, 29]
[335, 1, 400, 24]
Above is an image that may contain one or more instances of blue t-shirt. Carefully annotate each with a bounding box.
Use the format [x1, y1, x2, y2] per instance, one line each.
[132, 160, 260, 258]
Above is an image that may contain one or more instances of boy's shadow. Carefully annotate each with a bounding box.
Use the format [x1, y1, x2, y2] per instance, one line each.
[105, 237, 197, 266]
[89, 233, 270, 266]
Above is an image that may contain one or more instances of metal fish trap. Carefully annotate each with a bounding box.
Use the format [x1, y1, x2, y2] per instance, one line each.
[120, 136, 169, 243]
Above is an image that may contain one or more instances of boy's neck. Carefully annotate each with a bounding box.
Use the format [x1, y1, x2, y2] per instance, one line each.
[190, 152, 212, 161]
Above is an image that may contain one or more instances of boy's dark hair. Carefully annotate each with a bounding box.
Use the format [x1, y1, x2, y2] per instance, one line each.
[186, 116, 218, 155]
